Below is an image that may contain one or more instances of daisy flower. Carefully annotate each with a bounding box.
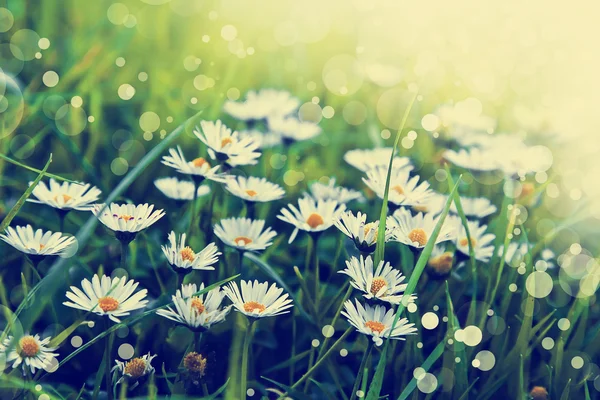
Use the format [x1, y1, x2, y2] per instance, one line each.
[344, 148, 413, 173]
[342, 299, 417, 346]
[2, 333, 58, 374]
[154, 177, 210, 201]
[156, 283, 231, 331]
[27, 179, 101, 211]
[455, 220, 495, 262]
[214, 218, 277, 252]
[0, 225, 76, 257]
[113, 352, 156, 385]
[339, 255, 414, 304]
[63, 274, 149, 323]
[223, 280, 293, 319]
[224, 176, 285, 203]
[183, 352, 208, 378]
[161, 231, 221, 273]
[450, 196, 497, 219]
[411, 192, 446, 215]
[390, 208, 456, 249]
[268, 116, 321, 143]
[193, 120, 261, 167]
[223, 89, 300, 121]
[444, 148, 501, 172]
[239, 129, 283, 149]
[277, 197, 346, 243]
[161, 146, 231, 183]
[92, 203, 165, 243]
[334, 211, 394, 253]
[363, 166, 433, 208]
[427, 245, 455, 277]
[308, 178, 364, 204]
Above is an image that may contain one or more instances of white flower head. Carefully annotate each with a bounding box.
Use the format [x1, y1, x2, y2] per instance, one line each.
[154, 177, 210, 201]
[161, 146, 231, 183]
[363, 166, 433, 207]
[63, 274, 148, 323]
[334, 211, 394, 253]
[194, 120, 261, 167]
[113, 352, 156, 384]
[344, 148, 413, 173]
[427, 245, 455, 277]
[27, 179, 101, 211]
[92, 203, 165, 240]
[390, 208, 456, 249]
[339, 255, 415, 304]
[0, 225, 76, 257]
[2, 334, 58, 374]
[455, 219, 495, 262]
[411, 192, 446, 215]
[308, 178, 364, 204]
[223, 280, 293, 319]
[214, 218, 277, 252]
[161, 231, 220, 272]
[444, 148, 501, 172]
[277, 197, 346, 243]
[223, 89, 300, 121]
[156, 283, 232, 331]
[450, 196, 497, 219]
[225, 176, 285, 203]
[268, 116, 321, 142]
[239, 129, 283, 149]
[341, 299, 417, 346]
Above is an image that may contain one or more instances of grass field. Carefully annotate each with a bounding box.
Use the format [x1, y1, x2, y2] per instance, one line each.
[1, 1, 599, 399]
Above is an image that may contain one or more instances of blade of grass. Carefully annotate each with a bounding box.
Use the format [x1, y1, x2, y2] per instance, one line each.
[0, 153, 75, 183]
[397, 339, 445, 400]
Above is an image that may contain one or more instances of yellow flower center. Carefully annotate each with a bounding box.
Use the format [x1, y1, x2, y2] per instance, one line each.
[413, 204, 428, 213]
[459, 237, 477, 248]
[243, 301, 266, 314]
[364, 223, 378, 238]
[124, 357, 147, 379]
[391, 185, 404, 195]
[365, 320, 386, 334]
[119, 215, 134, 222]
[408, 228, 428, 246]
[306, 213, 324, 229]
[245, 189, 258, 197]
[191, 297, 205, 315]
[18, 336, 39, 357]
[234, 236, 253, 246]
[39, 244, 46, 250]
[370, 277, 387, 296]
[180, 246, 196, 262]
[192, 157, 210, 168]
[428, 252, 454, 275]
[54, 194, 72, 203]
[184, 352, 207, 376]
[98, 296, 119, 312]
[520, 182, 535, 198]
[221, 137, 233, 148]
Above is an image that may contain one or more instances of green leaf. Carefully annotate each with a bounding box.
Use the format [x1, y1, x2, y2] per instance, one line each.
[559, 379, 571, 400]
[397, 339, 445, 400]
[366, 178, 461, 400]
[444, 282, 468, 398]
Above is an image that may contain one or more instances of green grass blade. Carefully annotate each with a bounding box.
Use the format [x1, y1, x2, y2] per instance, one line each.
[0, 153, 76, 183]
[444, 282, 468, 398]
[397, 339, 445, 400]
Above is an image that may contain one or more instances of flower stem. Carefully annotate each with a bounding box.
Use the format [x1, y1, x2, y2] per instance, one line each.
[120, 240, 128, 271]
[104, 319, 114, 400]
[245, 201, 256, 219]
[349, 341, 374, 400]
[240, 318, 256, 400]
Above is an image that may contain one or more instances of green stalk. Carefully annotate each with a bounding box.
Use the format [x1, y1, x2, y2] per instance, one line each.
[350, 341, 374, 400]
[316, 285, 353, 362]
[120, 241, 128, 271]
[104, 319, 114, 400]
[240, 319, 257, 399]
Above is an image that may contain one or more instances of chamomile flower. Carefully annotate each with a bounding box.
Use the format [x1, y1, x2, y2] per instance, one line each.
[268, 116, 321, 142]
[339, 255, 414, 304]
[308, 178, 364, 204]
[27, 179, 101, 211]
[223, 280, 293, 319]
[444, 148, 501, 172]
[334, 211, 394, 253]
[344, 148, 413, 173]
[239, 129, 283, 149]
[450, 196, 497, 219]
[277, 197, 346, 243]
[411, 192, 446, 215]
[427, 245, 455, 277]
[455, 220, 495, 262]
[113, 353, 156, 385]
[390, 208, 456, 249]
[92, 203, 165, 241]
[223, 89, 300, 121]
[63, 274, 148, 323]
[161, 146, 231, 183]
[341, 299, 417, 346]
[161, 231, 220, 273]
[0, 225, 76, 257]
[156, 283, 231, 331]
[224, 176, 285, 203]
[154, 177, 210, 201]
[214, 218, 277, 252]
[2, 333, 58, 374]
[193, 120, 261, 166]
[363, 166, 433, 207]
